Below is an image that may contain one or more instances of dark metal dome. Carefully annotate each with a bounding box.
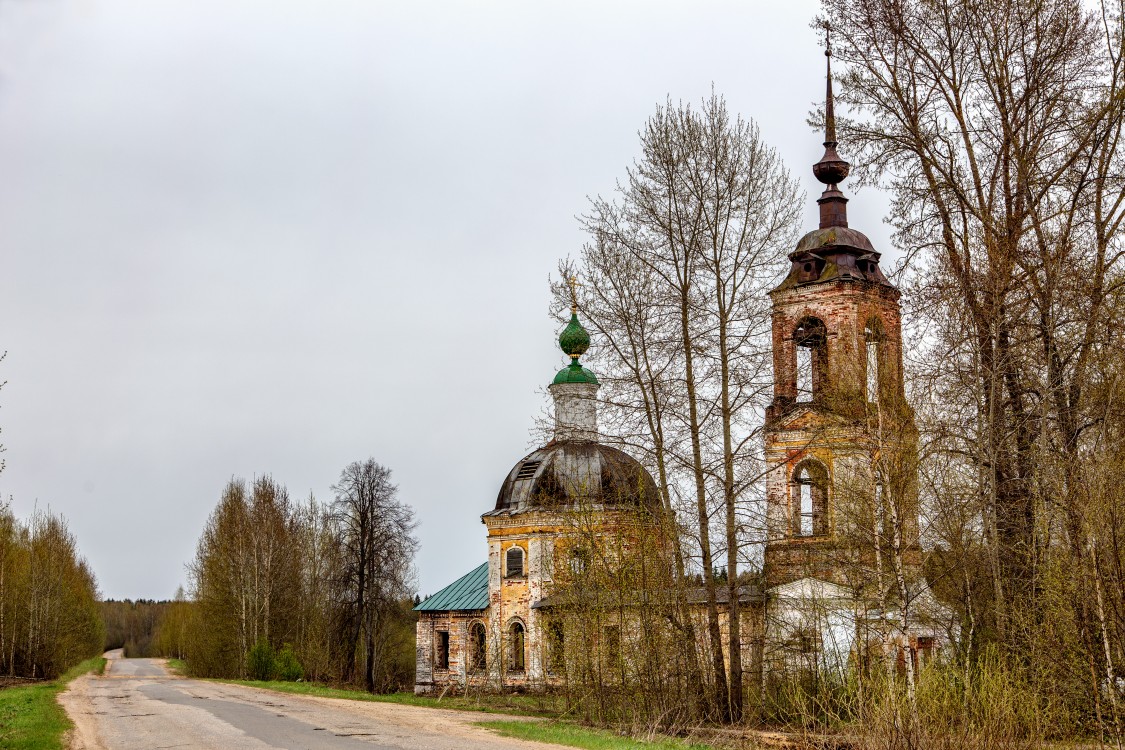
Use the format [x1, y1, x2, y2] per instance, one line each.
[488, 442, 661, 515]
[772, 226, 893, 291]
[795, 226, 876, 256]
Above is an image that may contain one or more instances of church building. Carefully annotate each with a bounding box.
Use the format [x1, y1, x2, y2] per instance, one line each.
[414, 307, 663, 693]
[414, 43, 949, 696]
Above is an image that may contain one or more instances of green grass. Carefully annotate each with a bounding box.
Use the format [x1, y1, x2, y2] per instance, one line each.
[0, 656, 106, 750]
[477, 720, 717, 750]
[222, 678, 564, 716]
[165, 658, 186, 675]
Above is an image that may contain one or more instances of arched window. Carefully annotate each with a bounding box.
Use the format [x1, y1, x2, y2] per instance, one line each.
[794, 317, 828, 402]
[505, 546, 525, 578]
[792, 460, 829, 537]
[468, 621, 486, 673]
[507, 620, 526, 672]
[864, 318, 885, 405]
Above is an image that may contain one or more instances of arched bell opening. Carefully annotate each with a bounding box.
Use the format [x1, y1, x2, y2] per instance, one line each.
[864, 317, 887, 406]
[791, 459, 830, 538]
[794, 317, 828, 402]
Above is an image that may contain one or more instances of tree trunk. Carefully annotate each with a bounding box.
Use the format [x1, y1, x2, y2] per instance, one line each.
[679, 288, 731, 721]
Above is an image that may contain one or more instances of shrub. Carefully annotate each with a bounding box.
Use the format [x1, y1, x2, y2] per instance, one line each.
[246, 639, 275, 681]
[275, 644, 304, 682]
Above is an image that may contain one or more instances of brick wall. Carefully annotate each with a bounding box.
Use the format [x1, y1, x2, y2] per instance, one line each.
[763, 276, 920, 588]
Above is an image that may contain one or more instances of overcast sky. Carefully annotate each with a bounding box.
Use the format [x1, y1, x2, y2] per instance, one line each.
[0, 0, 896, 601]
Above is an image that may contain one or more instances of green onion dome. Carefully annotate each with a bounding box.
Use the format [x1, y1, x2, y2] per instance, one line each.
[554, 311, 598, 384]
[559, 312, 591, 359]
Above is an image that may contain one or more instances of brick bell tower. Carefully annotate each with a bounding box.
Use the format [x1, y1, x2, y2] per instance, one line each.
[763, 39, 921, 589]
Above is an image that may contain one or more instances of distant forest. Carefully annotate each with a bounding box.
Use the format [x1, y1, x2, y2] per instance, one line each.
[101, 597, 190, 659]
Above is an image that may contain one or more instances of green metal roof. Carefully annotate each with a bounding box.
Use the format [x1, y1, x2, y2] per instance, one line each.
[552, 361, 599, 385]
[414, 562, 489, 612]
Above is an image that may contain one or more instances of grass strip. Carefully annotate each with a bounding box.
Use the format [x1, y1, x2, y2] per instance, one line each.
[476, 720, 717, 750]
[0, 656, 106, 750]
[223, 678, 563, 717]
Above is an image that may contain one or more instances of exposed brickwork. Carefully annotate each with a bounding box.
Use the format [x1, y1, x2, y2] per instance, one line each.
[768, 280, 904, 415]
[416, 511, 572, 694]
[764, 274, 921, 588]
[416, 506, 695, 695]
[424, 262, 942, 694]
[414, 611, 490, 694]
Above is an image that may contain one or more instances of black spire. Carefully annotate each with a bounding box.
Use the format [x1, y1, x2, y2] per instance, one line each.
[812, 25, 851, 229]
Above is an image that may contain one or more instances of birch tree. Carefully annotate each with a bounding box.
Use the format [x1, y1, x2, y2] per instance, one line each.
[0, 502, 101, 679]
[187, 477, 299, 678]
[566, 92, 800, 720]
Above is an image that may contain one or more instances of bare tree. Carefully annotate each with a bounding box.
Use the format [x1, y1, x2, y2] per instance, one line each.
[0, 502, 101, 679]
[289, 493, 340, 682]
[566, 91, 801, 720]
[331, 459, 417, 692]
[825, 0, 1125, 738]
[182, 468, 418, 691]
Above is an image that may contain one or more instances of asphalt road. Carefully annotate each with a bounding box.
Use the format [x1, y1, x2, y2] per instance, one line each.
[59, 651, 546, 750]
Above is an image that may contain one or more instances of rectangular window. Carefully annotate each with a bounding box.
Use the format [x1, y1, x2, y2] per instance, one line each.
[914, 636, 935, 671]
[602, 624, 621, 668]
[436, 630, 450, 670]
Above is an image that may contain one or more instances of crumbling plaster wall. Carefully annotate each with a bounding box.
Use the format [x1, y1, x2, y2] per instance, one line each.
[484, 513, 565, 688]
[764, 280, 911, 588]
[414, 610, 490, 695]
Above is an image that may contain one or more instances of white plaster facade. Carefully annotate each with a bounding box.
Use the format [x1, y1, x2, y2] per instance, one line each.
[548, 381, 598, 442]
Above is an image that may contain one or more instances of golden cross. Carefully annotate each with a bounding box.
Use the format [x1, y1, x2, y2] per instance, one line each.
[566, 274, 581, 312]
